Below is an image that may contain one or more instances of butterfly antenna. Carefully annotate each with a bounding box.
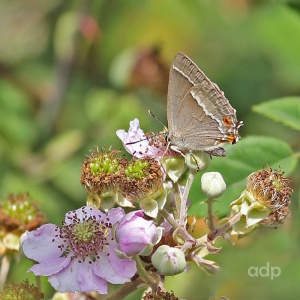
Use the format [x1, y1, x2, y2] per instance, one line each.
[126, 111, 168, 146]
[125, 136, 149, 145]
[148, 110, 168, 131]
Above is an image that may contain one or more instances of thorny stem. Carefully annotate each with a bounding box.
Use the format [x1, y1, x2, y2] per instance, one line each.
[179, 170, 196, 226]
[0, 255, 10, 289]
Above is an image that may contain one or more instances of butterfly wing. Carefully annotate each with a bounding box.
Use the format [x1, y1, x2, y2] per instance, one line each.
[167, 52, 241, 155]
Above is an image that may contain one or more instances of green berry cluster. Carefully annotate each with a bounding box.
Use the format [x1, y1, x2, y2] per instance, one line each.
[89, 154, 121, 176]
[1, 194, 40, 225]
[124, 160, 150, 179]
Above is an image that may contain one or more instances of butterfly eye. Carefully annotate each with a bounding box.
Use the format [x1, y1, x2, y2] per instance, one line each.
[223, 116, 233, 126]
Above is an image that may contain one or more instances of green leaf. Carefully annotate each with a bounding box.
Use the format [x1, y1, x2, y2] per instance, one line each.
[189, 136, 297, 217]
[253, 97, 300, 131]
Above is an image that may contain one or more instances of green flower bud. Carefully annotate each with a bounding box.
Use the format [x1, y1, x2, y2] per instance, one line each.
[151, 245, 186, 276]
[201, 172, 226, 199]
[185, 151, 211, 173]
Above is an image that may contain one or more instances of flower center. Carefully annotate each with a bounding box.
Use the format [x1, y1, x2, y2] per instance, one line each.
[56, 208, 112, 263]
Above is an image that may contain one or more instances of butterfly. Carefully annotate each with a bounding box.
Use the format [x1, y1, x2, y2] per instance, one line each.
[166, 52, 243, 157]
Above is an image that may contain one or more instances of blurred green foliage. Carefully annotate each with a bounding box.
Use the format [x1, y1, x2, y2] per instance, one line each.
[1, 0, 300, 299]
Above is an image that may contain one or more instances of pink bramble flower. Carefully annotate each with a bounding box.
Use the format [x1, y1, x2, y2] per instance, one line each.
[114, 210, 163, 257]
[116, 119, 208, 182]
[116, 118, 168, 158]
[21, 206, 136, 294]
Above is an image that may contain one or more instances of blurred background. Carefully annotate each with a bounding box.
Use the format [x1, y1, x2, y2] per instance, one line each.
[0, 0, 300, 299]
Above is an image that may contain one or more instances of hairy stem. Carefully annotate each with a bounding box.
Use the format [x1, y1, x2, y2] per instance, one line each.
[179, 170, 196, 226]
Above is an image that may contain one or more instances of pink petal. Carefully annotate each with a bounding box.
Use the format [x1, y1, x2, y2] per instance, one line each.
[94, 249, 136, 284]
[116, 119, 151, 158]
[108, 248, 137, 278]
[48, 259, 108, 294]
[22, 224, 62, 262]
[116, 119, 169, 159]
[64, 206, 105, 225]
[29, 256, 71, 276]
[78, 260, 108, 294]
[48, 259, 82, 293]
[107, 207, 125, 225]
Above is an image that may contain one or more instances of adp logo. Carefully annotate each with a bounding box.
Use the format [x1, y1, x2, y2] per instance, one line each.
[248, 262, 281, 280]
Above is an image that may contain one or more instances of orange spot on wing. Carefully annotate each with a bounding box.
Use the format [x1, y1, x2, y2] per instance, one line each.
[227, 135, 236, 143]
[223, 116, 233, 126]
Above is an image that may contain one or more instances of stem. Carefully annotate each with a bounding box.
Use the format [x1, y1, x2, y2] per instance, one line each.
[177, 227, 196, 252]
[206, 198, 215, 232]
[134, 255, 157, 290]
[159, 208, 178, 229]
[208, 212, 242, 241]
[179, 170, 196, 226]
[35, 276, 42, 292]
[0, 255, 11, 288]
[172, 182, 181, 221]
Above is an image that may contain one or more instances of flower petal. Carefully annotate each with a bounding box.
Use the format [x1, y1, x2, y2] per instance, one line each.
[107, 207, 125, 225]
[116, 118, 164, 158]
[116, 119, 147, 157]
[107, 243, 137, 278]
[22, 224, 62, 262]
[94, 246, 136, 284]
[78, 260, 108, 294]
[64, 206, 106, 225]
[48, 259, 108, 294]
[29, 256, 71, 276]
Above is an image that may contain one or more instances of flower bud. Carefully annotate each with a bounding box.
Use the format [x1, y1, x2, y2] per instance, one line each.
[115, 210, 162, 257]
[201, 172, 226, 199]
[151, 245, 186, 276]
[185, 151, 211, 173]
